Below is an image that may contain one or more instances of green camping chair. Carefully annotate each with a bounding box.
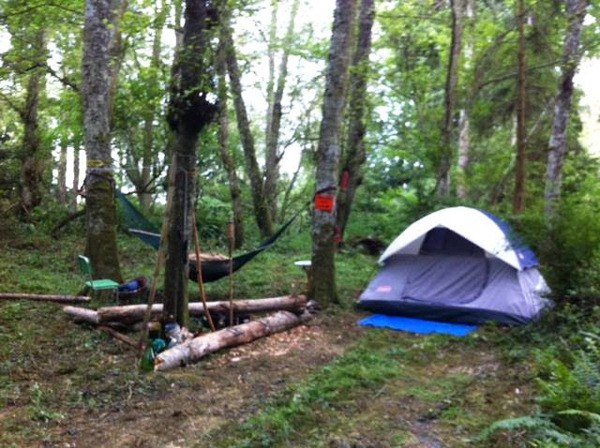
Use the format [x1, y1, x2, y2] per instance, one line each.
[78, 255, 120, 301]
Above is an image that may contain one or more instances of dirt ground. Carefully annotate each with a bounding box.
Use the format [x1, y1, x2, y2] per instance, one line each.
[1, 306, 534, 448]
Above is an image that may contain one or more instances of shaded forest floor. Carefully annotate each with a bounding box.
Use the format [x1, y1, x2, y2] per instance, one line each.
[0, 227, 539, 447]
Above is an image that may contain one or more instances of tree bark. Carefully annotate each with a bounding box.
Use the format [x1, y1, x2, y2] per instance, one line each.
[155, 310, 311, 371]
[63, 306, 100, 324]
[216, 22, 245, 248]
[221, 5, 273, 238]
[264, 0, 300, 223]
[107, 0, 129, 128]
[57, 136, 68, 206]
[71, 140, 81, 212]
[513, 0, 527, 214]
[311, 0, 358, 307]
[18, 28, 47, 217]
[456, 0, 474, 200]
[128, 0, 168, 212]
[164, 0, 217, 326]
[335, 0, 375, 245]
[96, 295, 307, 325]
[456, 108, 470, 199]
[0, 293, 90, 303]
[436, 0, 464, 196]
[83, 0, 122, 282]
[544, 0, 588, 218]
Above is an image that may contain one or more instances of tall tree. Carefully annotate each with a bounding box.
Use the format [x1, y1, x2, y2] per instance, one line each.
[82, 0, 122, 282]
[335, 0, 375, 245]
[216, 29, 245, 248]
[544, 0, 589, 218]
[456, 0, 474, 199]
[18, 27, 47, 216]
[311, 0, 357, 307]
[513, 0, 527, 213]
[264, 0, 300, 223]
[437, 0, 465, 196]
[163, 0, 217, 326]
[122, 0, 169, 211]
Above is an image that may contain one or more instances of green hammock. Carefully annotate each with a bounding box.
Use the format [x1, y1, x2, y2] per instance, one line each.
[116, 191, 297, 283]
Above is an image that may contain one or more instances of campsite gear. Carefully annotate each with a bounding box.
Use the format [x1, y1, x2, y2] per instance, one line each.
[140, 342, 155, 372]
[191, 208, 216, 331]
[358, 207, 551, 325]
[358, 315, 478, 337]
[116, 191, 297, 283]
[165, 320, 182, 348]
[77, 255, 120, 301]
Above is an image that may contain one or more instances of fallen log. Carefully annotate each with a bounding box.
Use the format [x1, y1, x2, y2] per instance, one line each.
[155, 310, 311, 371]
[97, 295, 307, 325]
[63, 306, 99, 325]
[0, 293, 91, 303]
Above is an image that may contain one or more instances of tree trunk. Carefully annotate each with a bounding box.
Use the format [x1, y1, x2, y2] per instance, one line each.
[456, 109, 470, 199]
[132, 0, 168, 212]
[96, 295, 307, 325]
[456, 0, 474, 200]
[264, 0, 300, 223]
[335, 0, 375, 245]
[155, 310, 311, 371]
[311, 0, 358, 307]
[83, 0, 122, 282]
[216, 24, 244, 248]
[71, 140, 81, 212]
[513, 0, 527, 214]
[221, 5, 273, 238]
[544, 0, 588, 218]
[57, 136, 68, 206]
[19, 28, 47, 217]
[107, 0, 129, 128]
[164, 0, 217, 327]
[436, 0, 464, 196]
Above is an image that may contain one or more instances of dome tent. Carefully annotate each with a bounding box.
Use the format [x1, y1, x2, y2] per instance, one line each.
[358, 207, 551, 325]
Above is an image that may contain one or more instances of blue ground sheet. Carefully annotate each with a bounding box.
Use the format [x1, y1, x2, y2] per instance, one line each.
[358, 314, 478, 337]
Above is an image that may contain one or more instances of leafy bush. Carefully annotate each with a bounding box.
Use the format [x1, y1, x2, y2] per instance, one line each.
[480, 324, 600, 447]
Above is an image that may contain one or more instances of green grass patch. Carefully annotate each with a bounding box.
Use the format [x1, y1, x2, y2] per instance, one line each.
[206, 331, 409, 448]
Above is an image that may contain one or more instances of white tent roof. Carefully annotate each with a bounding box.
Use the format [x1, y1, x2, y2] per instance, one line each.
[379, 207, 525, 270]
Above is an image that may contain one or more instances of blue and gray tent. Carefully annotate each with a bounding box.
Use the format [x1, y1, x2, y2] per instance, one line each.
[358, 206, 551, 325]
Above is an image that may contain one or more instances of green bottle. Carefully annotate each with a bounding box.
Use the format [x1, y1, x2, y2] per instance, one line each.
[140, 342, 155, 372]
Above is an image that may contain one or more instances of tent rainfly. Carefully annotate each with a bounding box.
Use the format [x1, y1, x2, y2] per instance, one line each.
[358, 207, 551, 325]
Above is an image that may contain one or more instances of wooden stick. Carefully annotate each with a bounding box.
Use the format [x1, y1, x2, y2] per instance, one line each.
[227, 220, 235, 327]
[155, 310, 312, 371]
[192, 209, 216, 331]
[97, 295, 307, 325]
[99, 325, 140, 348]
[0, 293, 91, 303]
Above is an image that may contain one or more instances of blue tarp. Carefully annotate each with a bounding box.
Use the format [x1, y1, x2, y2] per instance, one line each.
[358, 314, 477, 337]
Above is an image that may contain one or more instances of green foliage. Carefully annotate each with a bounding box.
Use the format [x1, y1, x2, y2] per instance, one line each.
[481, 322, 600, 447]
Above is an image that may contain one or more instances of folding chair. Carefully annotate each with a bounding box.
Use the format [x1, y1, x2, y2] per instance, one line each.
[78, 255, 120, 302]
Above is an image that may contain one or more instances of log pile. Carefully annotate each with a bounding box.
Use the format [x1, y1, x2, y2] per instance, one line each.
[63, 294, 315, 371]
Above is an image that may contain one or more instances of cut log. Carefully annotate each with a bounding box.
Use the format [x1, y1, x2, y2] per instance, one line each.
[155, 310, 312, 371]
[63, 306, 99, 325]
[97, 295, 307, 325]
[0, 293, 91, 303]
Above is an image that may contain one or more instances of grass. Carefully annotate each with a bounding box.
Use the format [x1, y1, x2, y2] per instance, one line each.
[0, 221, 580, 447]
